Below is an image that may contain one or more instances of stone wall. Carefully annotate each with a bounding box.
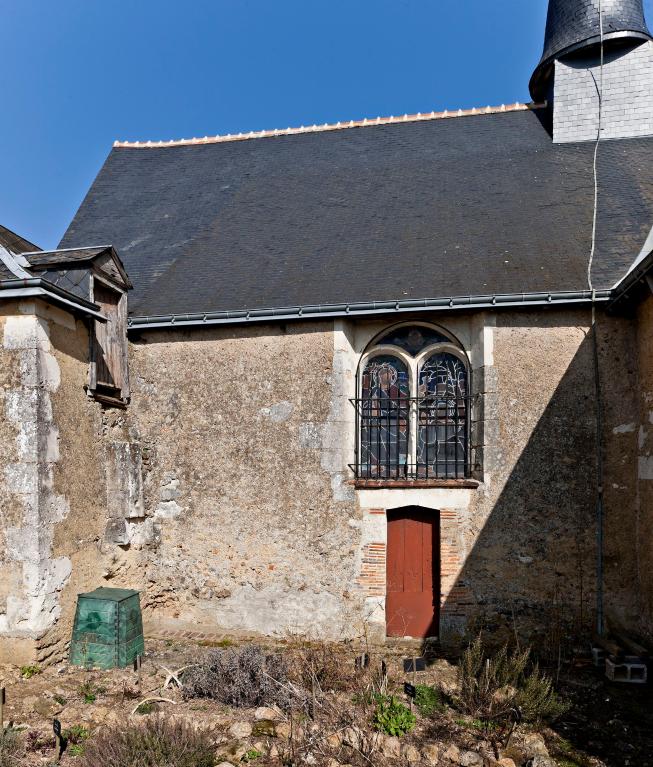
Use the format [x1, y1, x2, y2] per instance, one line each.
[2, 301, 649, 662]
[122, 321, 364, 640]
[0, 299, 139, 664]
[630, 294, 653, 642]
[0, 301, 103, 663]
[346, 311, 607, 644]
[44, 309, 120, 661]
[553, 41, 653, 143]
[119, 309, 618, 645]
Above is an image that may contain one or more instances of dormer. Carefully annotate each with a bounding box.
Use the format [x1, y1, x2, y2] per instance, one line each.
[23, 245, 133, 407]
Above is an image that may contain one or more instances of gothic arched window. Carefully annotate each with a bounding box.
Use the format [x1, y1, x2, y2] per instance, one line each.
[354, 324, 470, 480]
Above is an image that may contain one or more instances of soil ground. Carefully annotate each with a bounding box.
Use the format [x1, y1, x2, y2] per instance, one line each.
[1, 638, 651, 767]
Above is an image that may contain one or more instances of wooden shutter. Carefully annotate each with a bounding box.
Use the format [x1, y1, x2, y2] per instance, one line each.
[92, 281, 127, 395]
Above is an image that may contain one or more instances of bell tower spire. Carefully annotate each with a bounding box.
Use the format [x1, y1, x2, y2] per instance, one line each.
[530, 0, 652, 102]
[530, 0, 653, 143]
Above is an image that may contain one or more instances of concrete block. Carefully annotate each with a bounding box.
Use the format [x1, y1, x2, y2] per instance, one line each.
[605, 656, 648, 684]
[591, 646, 606, 667]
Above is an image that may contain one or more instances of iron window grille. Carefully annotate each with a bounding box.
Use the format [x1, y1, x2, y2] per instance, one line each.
[350, 324, 472, 480]
[350, 395, 471, 479]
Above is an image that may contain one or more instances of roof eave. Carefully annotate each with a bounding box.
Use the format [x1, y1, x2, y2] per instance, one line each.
[127, 289, 612, 331]
[0, 277, 107, 321]
[609, 248, 653, 310]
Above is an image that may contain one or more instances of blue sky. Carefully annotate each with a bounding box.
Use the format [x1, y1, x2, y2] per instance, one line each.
[2, 0, 652, 248]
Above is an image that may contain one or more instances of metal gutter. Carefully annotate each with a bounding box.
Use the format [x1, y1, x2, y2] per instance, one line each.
[0, 278, 107, 321]
[127, 289, 611, 331]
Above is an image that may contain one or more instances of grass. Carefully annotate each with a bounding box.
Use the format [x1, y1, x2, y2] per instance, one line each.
[79, 681, 106, 704]
[198, 638, 234, 648]
[550, 735, 595, 767]
[20, 665, 41, 679]
[63, 725, 90, 744]
[454, 716, 499, 733]
[414, 684, 446, 717]
[241, 748, 263, 762]
[62, 725, 90, 759]
[135, 702, 155, 715]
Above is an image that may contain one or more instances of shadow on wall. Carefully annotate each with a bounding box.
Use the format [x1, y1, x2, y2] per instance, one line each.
[440, 330, 600, 651]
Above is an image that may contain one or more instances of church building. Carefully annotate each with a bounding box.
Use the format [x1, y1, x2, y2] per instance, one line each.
[1, 0, 653, 664]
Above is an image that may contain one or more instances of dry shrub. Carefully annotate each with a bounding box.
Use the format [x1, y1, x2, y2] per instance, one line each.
[286, 640, 356, 693]
[80, 716, 215, 767]
[515, 666, 569, 723]
[457, 636, 568, 725]
[0, 728, 26, 767]
[182, 644, 302, 710]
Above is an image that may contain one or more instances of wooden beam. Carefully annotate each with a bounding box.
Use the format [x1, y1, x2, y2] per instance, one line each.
[593, 634, 623, 657]
[614, 632, 649, 658]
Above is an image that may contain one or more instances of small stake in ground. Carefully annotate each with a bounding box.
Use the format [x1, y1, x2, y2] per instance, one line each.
[53, 718, 63, 763]
[0, 685, 5, 731]
[134, 654, 143, 687]
[404, 681, 416, 712]
[380, 660, 388, 695]
[355, 652, 369, 670]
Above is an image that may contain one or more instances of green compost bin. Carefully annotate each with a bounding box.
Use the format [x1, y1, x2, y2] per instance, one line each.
[69, 587, 144, 669]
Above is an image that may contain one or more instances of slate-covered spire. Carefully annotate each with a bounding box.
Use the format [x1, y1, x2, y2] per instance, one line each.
[530, 0, 652, 100]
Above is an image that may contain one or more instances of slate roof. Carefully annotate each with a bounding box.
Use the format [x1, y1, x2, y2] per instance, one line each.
[59, 107, 653, 319]
[531, 0, 653, 99]
[0, 245, 131, 299]
[0, 224, 40, 255]
[25, 247, 111, 266]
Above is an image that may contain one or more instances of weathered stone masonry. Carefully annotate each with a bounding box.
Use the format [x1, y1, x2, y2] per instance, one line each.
[114, 309, 606, 645]
[1, 301, 650, 662]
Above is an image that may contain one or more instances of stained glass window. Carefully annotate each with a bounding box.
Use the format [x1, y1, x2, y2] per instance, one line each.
[355, 325, 471, 480]
[360, 356, 409, 479]
[417, 353, 468, 478]
[376, 325, 450, 356]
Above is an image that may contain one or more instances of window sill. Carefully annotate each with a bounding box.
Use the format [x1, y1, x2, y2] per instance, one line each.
[87, 387, 129, 409]
[350, 478, 480, 490]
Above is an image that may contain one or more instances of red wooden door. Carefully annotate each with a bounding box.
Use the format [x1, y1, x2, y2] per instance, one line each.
[386, 509, 439, 638]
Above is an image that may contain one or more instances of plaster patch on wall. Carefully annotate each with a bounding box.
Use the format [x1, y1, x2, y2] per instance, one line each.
[3, 315, 50, 351]
[260, 401, 294, 422]
[638, 455, 653, 480]
[206, 583, 349, 637]
[155, 475, 183, 521]
[330, 472, 352, 501]
[613, 423, 637, 434]
[106, 442, 144, 521]
[155, 502, 182, 520]
[357, 487, 473, 510]
[317, 321, 356, 503]
[483, 315, 496, 367]
[0, 313, 71, 636]
[298, 422, 323, 449]
[639, 426, 648, 450]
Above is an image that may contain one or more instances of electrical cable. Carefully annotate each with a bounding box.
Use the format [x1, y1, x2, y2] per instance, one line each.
[588, 0, 606, 636]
